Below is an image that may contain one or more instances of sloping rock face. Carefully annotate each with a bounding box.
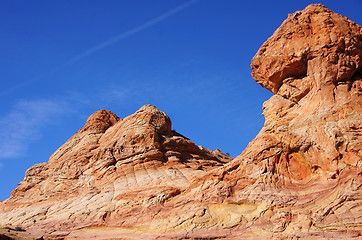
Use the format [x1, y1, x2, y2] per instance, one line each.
[0, 4, 361, 240]
[0, 105, 231, 239]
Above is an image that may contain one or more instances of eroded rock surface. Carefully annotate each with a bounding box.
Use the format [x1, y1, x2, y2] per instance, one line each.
[0, 4, 361, 240]
[0, 105, 231, 239]
[189, 3, 362, 238]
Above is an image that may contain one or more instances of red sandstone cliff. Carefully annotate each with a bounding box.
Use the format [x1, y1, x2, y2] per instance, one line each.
[0, 4, 361, 240]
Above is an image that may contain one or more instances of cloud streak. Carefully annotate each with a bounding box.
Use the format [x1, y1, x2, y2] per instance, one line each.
[66, 0, 200, 64]
[0, 0, 200, 97]
[0, 99, 72, 159]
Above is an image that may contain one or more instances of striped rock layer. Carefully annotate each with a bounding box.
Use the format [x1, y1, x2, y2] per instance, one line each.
[0, 4, 361, 240]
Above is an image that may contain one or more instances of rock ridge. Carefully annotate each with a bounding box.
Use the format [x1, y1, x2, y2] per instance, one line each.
[0, 104, 233, 239]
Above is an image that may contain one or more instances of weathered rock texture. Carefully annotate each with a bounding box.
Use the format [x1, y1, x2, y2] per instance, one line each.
[0, 3, 361, 240]
[0, 105, 232, 239]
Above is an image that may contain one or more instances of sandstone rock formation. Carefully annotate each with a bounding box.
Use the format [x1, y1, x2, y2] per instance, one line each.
[191, 3, 362, 238]
[0, 3, 361, 240]
[0, 105, 232, 239]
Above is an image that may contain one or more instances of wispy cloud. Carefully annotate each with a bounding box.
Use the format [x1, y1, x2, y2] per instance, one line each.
[0, 0, 200, 97]
[0, 99, 72, 159]
[66, 0, 200, 64]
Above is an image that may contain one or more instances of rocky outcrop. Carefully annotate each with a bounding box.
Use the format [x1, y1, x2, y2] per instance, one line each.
[237, 3, 362, 182]
[188, 3, 362, 238]
[0, 105, 231, 239]
[0, 3, 361, 240]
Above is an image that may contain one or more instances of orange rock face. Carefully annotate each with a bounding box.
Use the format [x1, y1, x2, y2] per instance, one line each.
[0, 4, 361, 240]
[247, 3, 361, 180]
[0, 105, 232, 239]
[192, 4, 362, 238]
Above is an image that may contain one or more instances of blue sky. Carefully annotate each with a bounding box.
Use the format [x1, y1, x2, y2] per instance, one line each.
[0, 0, 361, 200]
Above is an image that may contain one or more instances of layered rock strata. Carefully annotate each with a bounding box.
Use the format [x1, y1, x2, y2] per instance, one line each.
[0, 3, 361, 240]
[189, 3, 362, 238]
[0, 105, 232, 239]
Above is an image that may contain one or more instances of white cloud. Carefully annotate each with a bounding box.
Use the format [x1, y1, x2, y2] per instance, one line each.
[0, 99, 72, 159]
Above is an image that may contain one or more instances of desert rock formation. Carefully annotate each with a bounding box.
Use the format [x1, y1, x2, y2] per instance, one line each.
[0, 105, 232, 239]
[0, 3, 361, 240]
[194, 3, 362, 238]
